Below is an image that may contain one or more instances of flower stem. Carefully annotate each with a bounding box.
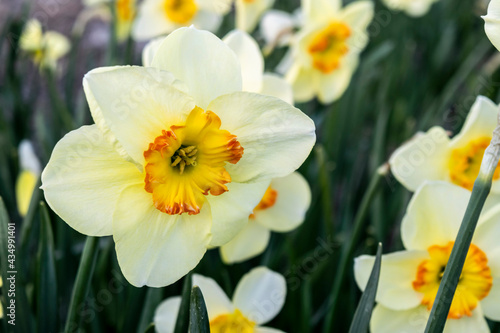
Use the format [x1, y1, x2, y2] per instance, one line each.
[64, 236, 99, 333]
[425, 119, 500, 333]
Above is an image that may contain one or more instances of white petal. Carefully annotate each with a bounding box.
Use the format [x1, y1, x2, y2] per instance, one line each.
[401, 182, 471, 251]
[286, 63, 317, 103]
[207, 181, 269, 247]
[485, 0, 500, 52]
[235, 0, 275, 32]
[354, 251, 427, 311]
[254, 327, 285, 333]
[481, 278, 500, 321]
[41, 125, 140, 237]
[154, 297, 181, 333]
[83, 66, 194, 165]
[43, 31, 71, 67]
[260, 73, 294, 105]
[132, 0, 174, 40]
[223, 29, 264, 93]
[405, 0, 436, 17]
[370, 304, 428, 333]
[473, 204, 500, 256]
[389, 127, 451, 192]
[196, 0, 232, 14]
[191, 274, 233, 320]
[113, 183, 212, 287]
[254, 172, 311, 232]
[19, 140, 41, 174]
[151, 27, 242, 109]
[220, 221, 271, 264]
[339, 1, 374, 53]
[20, 19, 43, 52]
[233, 267, 286, 325]
[142, 36, 165, 67]
[208, 92, 316, 183]
[443, 306, 490, 333]
[260, 10, 296, 47]
[190, 9, 223, 32]
[302, 0, 340, 25]
[316, 56, 358, 104]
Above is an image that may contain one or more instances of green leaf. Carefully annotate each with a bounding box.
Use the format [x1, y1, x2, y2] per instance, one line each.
[348, 243, 382, 333]
[137, 287, 164, 333]
[174, 272, 192, 333]
[188, 286, 210, 333]
[37, 202, 58, 333]
[0, 197, 11, 333]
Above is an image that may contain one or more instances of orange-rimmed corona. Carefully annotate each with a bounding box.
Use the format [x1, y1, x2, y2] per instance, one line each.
[307, 22, 351, 74]
[163, 0, 198, 24]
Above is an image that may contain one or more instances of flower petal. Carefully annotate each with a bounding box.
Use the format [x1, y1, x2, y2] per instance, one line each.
[19, 140, 41, 174]
[260, 73, 294, 105]
[132, 0, 175, 40]
[142, 36, 164, 67]
[389, 127, 451, 192]
[208, 92, 316, 183]
[219, 221, 271, 264]
[113, 183, 212, 287]
[481, 278, 500, 321]
[302, 0, 340, 24]
[41, 125, 140, 237]
[190, 9, 223, 32]
[254, 327, 285, 333]
[207, 181, 269, 247]
[151, 27, 242, 109]
[485, 0, 500, 52]
[339, 1, 374, 52]
[154, 297, 181, 333]
[16, 170, 37, 217]
[473, 204, 500, 257]
[83, 65, 194, 165]
[233, 267, 286, 325]
[401, 182, 471, 251]
[316, 56, 358, 104]
[354, 251, 428, 311]
[223, 29, 264, 93]
[444, 306, 490, 333]
[370, 304, 427, 333]
[196, 0, 232, 14]
[235, 0, 275, 32]
[191, 274, 233, 320]
[286, 63, 318, 103]
[254, 172, 311, 232]
[260, 10, 296, 47]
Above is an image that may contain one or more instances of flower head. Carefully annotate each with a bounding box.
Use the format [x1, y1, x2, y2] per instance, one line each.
[235, 0, 275, 33]
[484, 0, 500, 52]
[154, 267, 287, 332]
[41, 27, 316, 287]
[16, 140, 41, 217]
[354, 182, 500, 332]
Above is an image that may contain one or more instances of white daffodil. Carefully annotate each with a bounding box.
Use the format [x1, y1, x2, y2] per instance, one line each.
[143, 29, 294, 104]
[381, 0, 438, 17]
[235, 0, 275, 33]
[389, 96, 500, 193]
[484, 0, 500, 52]
[132, 0, 232, 41]
[355, 181, 500, 333]
[285, 0, 374, 104]
[16, 140, 41, 217]
[154, 266, 287, 333]
[19, 19, 70, 71]
[220, 172, 311, 264]
[41, 27, 316, 287]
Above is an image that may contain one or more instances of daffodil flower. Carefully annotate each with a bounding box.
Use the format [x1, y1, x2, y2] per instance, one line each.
[154, 266, 287, 332]
[381, 0, 438, 17]
[16, 140, 41, 217]
[19, 19, 70, 71]
[285, 0, 374, 104]
[132, 0, 231, 41]
[484, 0, 500, 52]
[220, 172, 311, 264]
[41, 27, 316, 287]
[354, 181, 500, 333]
[389, 96, 500, 193]
[235, 0, 275, 33]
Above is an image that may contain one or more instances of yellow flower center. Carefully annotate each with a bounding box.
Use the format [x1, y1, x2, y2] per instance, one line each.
[307, 22, 351, 74]
[449, 137, 500, 190]
[163, 0, 198, 24]
[116, 0, 135, 22]
[210, 309, 256, 333]
[242, 0, 256, 3]
[249, 186, 278, 218]
[143, 106, 243, 215]
[412, 242, 492, 319]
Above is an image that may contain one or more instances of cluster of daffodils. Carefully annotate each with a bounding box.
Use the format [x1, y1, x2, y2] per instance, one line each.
[154, 267, 286, 332]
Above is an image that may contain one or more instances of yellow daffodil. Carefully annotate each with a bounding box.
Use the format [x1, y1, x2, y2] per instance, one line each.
[41, 27, 316, 287]
[154, 267, 287, 332]
[235, 0, 275, 32]
[19, 19, 70, 71]
[484, 0, 500, 52]
[285, 0, 374, 104]
[132, 0, 232, 41]
[355, 181, 500, 333]
[220, 172, 311, 264]
[390, 96, 500, 193]
[381, 0, 438, 17]
[16, 140, 41, 217]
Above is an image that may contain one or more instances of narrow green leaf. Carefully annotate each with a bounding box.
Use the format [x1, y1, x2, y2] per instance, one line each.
[37, 202, 58, 333]
[143, 323, 156, 333]
[0, 197, 11, 333]
[137, 287, 164, 333]
[348, 243, 382, 333]
[189, 286, 210, 333]
[174, 273, 192, 333]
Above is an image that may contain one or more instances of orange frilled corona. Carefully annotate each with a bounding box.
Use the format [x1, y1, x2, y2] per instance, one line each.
[249, 185, 278, 218]
[163, 0, 198, 24]
[307, 22, 351, 74]
[144, 106, 243, 215]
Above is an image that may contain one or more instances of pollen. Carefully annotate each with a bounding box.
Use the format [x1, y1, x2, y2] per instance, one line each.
[449, 137, 500, 190]
[143, 106, 244, 215]
[163, 0, 197, 24]
[250, 186, 278, 218]
[412, 242, 492, 319]
[210, 309, 256, 333]
[307, 21, 351, 74]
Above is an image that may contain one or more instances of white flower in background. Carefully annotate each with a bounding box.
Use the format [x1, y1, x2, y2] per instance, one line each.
[355, 182, 500, 333]
[389, 96, 500, 193]
[259, 9, 301, 52]
[484, 0, 500, 52]
[154, 267, 287, 332]
[235, 0, 275, 32]
[221, 172, 311, 264]
[19, 19, 70, 71]
[132, 0, 232, 41]
[381, 0, 439, 17]
[285, 0, 374, 104]
[16, 140, 41, 217]
[42, 27, 316, 287]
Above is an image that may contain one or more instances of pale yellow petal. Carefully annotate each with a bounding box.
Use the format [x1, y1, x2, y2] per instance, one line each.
[370, 305, 427, 333]
[286, 63, 317, 103]
[235, 0, 275, 32]
[485, 0, 500, 52]
[192, 274, 234, 320]
[16, 170, 37, 217]
[154, 297, 181, 333]
[220, 221, 271, 264]
[481, 278, 500, 321]
[260, 73, 294, 105]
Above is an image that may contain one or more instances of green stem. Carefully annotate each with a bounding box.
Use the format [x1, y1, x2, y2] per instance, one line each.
[45, 70, 74, 131]
[64, 236, 99, 333]
[315, 145, 334, 239]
